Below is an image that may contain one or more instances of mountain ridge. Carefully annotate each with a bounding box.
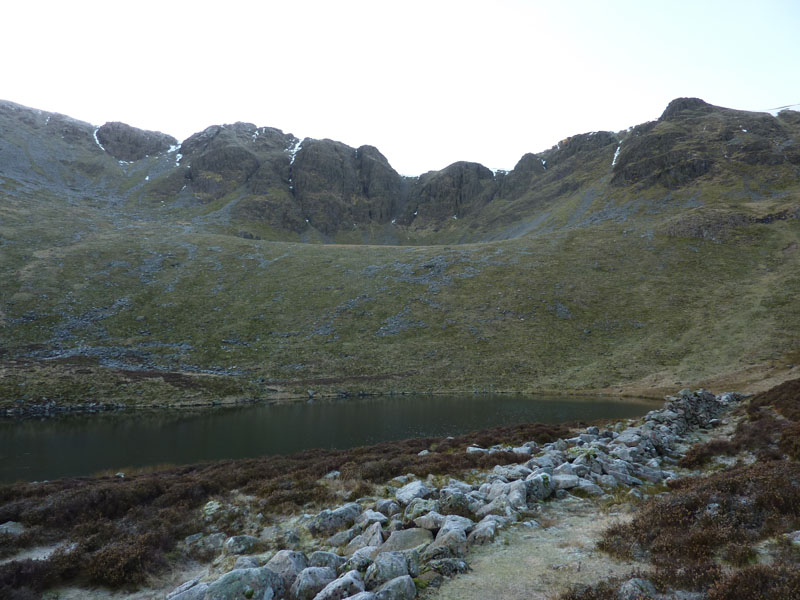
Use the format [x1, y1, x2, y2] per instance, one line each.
[2, 96, 798, 244]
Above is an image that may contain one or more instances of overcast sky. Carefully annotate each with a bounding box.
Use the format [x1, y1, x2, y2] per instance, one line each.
[3, 0, 799, 175]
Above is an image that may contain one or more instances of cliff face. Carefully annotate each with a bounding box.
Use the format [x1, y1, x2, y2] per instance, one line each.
[1, 97, 799, 242]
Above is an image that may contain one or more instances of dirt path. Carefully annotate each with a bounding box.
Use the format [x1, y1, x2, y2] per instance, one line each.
[424, 496, 644, 600]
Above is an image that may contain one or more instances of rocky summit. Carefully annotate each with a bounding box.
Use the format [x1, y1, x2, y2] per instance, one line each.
[0, 97, 799, 404]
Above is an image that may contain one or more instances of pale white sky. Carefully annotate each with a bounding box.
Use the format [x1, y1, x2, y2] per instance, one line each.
[2, 0, 799, 175]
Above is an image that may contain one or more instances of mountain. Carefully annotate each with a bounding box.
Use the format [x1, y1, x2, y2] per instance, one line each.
[1, 98, 798, 407]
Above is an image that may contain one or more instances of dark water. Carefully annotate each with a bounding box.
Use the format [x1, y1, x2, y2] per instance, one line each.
[0, 394, 659, 483]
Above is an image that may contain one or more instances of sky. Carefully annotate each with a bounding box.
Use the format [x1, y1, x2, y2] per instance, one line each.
[3, 0, 800, 176]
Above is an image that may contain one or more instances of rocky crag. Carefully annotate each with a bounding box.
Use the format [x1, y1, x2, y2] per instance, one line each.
[160, 389, 740, 600]
[2, 97, 799, 244]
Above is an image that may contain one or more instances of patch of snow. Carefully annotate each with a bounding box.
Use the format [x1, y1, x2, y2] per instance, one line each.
[305, 218, 310, 223]
[175, 153, 183, 166]
[145, 175, 150, 181]
[611, 145, 621, 167]
[452, 215, 458, 220]
[741, 128, 748, 133]
[413, 210, 418, 216]
[93, 127, 106, 152]
[391, 218, 396, 225]
[168, 144, 180, 153]
[286, 138, 303, 165]
[541, 158, 547, 170]
[44, 115, 51, 126]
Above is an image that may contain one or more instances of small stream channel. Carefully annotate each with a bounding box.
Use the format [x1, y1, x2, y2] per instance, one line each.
[0, 393, 659, 483]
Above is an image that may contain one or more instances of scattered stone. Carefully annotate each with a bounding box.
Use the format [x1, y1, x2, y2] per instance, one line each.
[422, 528, 467, 560]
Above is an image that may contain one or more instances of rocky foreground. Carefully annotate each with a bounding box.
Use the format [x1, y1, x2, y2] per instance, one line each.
[160, 389, 738, 600]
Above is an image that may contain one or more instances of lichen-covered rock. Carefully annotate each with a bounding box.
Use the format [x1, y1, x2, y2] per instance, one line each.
[266, 550, 309, 590]
[421, 528, 467, 561]
[205, 566, 285, 600]
[374, 575, 416, 600]
[375, 499, 402, 517]
[312, 569, 365, 600]
[364, 551, 409, 590]
[345, 522, 384, 555]
[308, 503, 362, 537]
[395, 481, 431, 506]
[309, 551, 346, 571]
[403, 498, 440, 522]
[413, 511, 445, 531]
[224, 535, 260, 555]
[290, 566, 337, 600]
[378, 528, 433, 553]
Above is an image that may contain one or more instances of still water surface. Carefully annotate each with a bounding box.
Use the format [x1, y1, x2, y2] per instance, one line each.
[0, 394, 659, 483]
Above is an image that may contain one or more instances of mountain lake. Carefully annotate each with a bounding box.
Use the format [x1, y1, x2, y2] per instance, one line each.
[0, 393, 660, 483]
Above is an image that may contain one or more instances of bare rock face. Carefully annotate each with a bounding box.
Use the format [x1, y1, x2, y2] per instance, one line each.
[402, 161, 496, 226]
[659, 97, 715, 121]
[291, 139, 406, 235]
[95, 122, 177, 161]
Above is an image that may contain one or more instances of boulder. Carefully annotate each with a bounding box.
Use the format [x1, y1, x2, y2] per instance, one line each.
[308, 503, 362, 537]
[426, 558, 471, 577]
[309, 551, 346, 571]
[438, 515, 474, 537]
[266, 550, 309, 590]
[359, 510, 389, 527]
[234, 556, 261, 569]
[395, 481, 431, 505]
[224, 535, 260, 555]
[403, 498, 440, 521]
[290, 567, 337, 600]
[205, 566, 285, 600]
[507, 480, 528, 510]
[378, 528, 433, 553]
[438, 489, 473, 518]
[475, 495, 517, 519]
[413, 511, 445, 531]
[345, 522, 384, 555]
[617, 577, 657, 600]
[467, 520, 497, 545]
[375, 575, 416, 600]
[167, 578, 209, 600]
[421, 528, 467, 561]
[364, 552, 409, 590]
[525, 473, 554, 501]
[375, 499, 401, 517]
[312, 569, 365, 600]
[551, 474, 580, 490]
[343, 546, 379, 573]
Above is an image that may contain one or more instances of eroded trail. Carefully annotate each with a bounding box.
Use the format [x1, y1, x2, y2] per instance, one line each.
[425, 497, 642, 600]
